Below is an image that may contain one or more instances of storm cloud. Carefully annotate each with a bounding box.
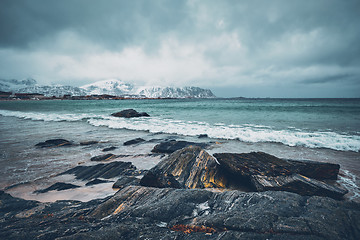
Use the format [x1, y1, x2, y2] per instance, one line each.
[0, 0, 359, 97]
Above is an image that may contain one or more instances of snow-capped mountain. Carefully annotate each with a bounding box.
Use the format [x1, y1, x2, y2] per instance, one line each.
[0, 78, 87, 97]
[135, 86, 216, 98]
[81, 79, 134, 96]
[80, 79, 216, 98]
[1, 78, 216, 98]
[17, 85, 87, 97]
[0, 78, 37, 92]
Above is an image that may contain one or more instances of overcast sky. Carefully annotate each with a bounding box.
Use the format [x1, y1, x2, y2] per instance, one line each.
[1, 0, 359, 97]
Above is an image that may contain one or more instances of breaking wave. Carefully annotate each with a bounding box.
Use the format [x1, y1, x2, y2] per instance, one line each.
[1, 109, 359, 152]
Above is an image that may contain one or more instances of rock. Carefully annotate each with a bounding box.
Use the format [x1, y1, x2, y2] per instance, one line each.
[198, 134, 208, 138]
[34, 182, 80, 194]
[123, 138, 145, 146]
[251, 174, 348, 199]
[59, 161, 139, 180]
[111, 109, 150, 118]
[213, 152, 340, 180]
[213, 152, 346, 199]
[88, 186, 360, 240]
[80, 140, 99, 146]
[102, 146, 117, 152]
[112, 176, 140, 189]
[35, 139, 72, 148]
[90, 153, 117, 161]
[1, 187, 360, 239]
[85, 178, 111, 186]
[141, 146, 227, 189]
[151, 140, 209, 154]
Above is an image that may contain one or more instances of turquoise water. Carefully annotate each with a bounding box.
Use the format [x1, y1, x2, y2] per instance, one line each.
[1, 98, 360, 201]
[1, 98, 359, 151]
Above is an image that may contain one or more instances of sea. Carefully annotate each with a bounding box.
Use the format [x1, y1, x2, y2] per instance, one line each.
[1, 98, 359, 202]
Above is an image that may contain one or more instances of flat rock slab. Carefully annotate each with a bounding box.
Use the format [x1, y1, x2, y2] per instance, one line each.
[213, 152, 340, 180]
[251, 174, 348, 199]
[90, 153, 117, 162]
[60, 161, 139, 180]
[151, 140, 209, 154]
[123, 138, 145, 146]
[34, 182, 80, 194]
[111, 109, 150, 118]
[35, 139, 72, 148]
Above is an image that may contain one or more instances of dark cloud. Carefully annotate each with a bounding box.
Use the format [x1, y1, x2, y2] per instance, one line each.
[300, 74, 356, 84]
[0, 0, 359, 97]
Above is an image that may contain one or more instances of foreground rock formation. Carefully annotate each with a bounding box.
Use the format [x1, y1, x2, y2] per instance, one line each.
[141, 146, 347, 199]
[1, 186, 359, 239]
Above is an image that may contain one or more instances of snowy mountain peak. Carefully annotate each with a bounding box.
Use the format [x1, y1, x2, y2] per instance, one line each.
[81, 79, 134, 96]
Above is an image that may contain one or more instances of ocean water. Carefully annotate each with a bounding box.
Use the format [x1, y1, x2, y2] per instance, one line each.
[0, 98, 359, 201]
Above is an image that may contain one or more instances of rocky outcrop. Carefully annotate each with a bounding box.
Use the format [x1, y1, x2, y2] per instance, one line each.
[35, 139, 73, 148]
[142, 147, 347, 199]
[1, 186, 360, 239]
[111, 109, 150, 118]
[88, 186, 360, 240]
[85, 178, 111, 186]
[151, 140, 209, 154]
[123, 138, 145, 146]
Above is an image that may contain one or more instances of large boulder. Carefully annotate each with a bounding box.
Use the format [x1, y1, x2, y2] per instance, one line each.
[151, 140, 209, 154]
[141, 146, 227, 189]
[111, 109, 150, 118]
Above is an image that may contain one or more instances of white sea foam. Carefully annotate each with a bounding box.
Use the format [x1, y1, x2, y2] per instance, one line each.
[1, 109, 360, 152]
[0, 109, 94, 122]
[88, 116, 360, 152]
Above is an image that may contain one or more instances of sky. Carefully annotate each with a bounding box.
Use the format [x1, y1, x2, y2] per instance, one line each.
[0, 0, 360, 98]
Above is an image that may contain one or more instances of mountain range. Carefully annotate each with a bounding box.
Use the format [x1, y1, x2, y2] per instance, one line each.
[0, 78, 216, 98]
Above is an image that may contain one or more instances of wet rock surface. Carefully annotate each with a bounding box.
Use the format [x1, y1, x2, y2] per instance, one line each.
[35, 139, 73, 148]
[85, 178, 111, 186]
[151, 140, 209, 154]
[1, 186, 359, 240]
[111, 109, 150, 118]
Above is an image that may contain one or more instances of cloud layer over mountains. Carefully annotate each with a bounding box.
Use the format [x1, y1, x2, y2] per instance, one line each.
[0, 0, 359, 97]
